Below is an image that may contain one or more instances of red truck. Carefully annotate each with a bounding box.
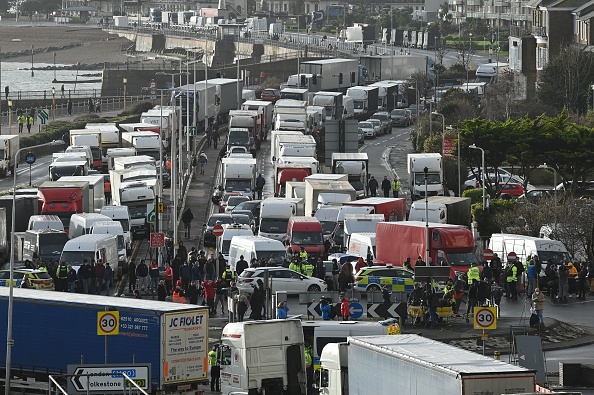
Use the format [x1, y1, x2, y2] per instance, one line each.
[275, 164, 312, 197]
[286, 216, 325, 260]
[37, 181, 90, 233]
[343, 197, 407, 222]
[375, 221, 479, 278]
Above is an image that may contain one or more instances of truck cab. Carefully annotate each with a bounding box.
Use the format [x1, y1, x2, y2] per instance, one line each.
[286, 216, 324, 260]
[49, 160, 89, 181]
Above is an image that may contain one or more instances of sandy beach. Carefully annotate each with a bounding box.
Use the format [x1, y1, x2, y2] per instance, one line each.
[0, 24, 135, 67]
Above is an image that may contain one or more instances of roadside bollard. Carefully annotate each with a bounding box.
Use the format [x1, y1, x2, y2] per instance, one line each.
[494, 351, 500, 360]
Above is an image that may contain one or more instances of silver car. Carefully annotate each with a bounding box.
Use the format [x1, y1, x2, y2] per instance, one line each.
[367, 119, 382, 136]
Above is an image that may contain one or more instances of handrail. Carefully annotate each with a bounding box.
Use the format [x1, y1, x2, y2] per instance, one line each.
[48, 375, 69, 395]
[121, 372, 150, 395]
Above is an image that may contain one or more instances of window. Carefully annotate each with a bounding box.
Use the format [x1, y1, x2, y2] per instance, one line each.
[320, 370, 329, 387]
[220, 346, 231, 366]
[398, 269, 413, 278]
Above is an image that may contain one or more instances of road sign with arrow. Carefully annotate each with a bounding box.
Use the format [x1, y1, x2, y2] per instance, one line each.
[367, 302, 407, 320]
[67, 364, 151, 394]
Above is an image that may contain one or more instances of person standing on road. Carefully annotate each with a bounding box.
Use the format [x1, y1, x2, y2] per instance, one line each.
[198, 152, 208, 175]
[4, 86, 8, 100]
[165, 263, 173, 296]
[532, 288, 545, 327]
[149, 260, 159, 295]
[182, 207, 194, 238]
[56, 261, 68, 292]
[61, 84, 65, 98]
[391, 177, 401, 198]
[506, 261, 518, 300]
[26, 114, 34, 133]
[128, 259, 137, 293]
[67, 265, 77, 293]
[136, 259, 149, 293]
[157, 280, 167, 301]
[94, 260, 105, 294]
[17, 114, 25, 134]
[209, 346, 220, 392]
[255, 173, 265, 199]
[381, 176, 391, 198]
[67, 99, 73, 116]
[368, 176, 378, 197]
[235, 255, 248, 277]
[180, 260, 191, 291]
[103, 262, 113, 296]
[527, 259, 537, 297]
[88, 97, 94, 113]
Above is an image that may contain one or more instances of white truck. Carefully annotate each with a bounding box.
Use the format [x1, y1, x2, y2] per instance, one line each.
[304, 179, 356, 217]
[90, 220, 128, 268]
[318, 334, 536, 395]
[216, 223, 254, 264]
[347, 232, 377, 261]
[273, 100, 309, 133]
[270, 130, 304, 164]
[69, 129, 102, 169]
[58, 175, 105, 213]
[299, 58, 360, 91]
[312, 92, 343, 121]
[368, 80, 401, 111]
[48, 159, 89, 181]
[489, 233, 571, 277]
[110, 177, 155, 239]
[346, 86, 380, 120]
[407, 153, 444, 201]
[272, 134, 317, 164]
[229, 109, 264, 147]
[342, 213, 384, 248]
[331, 152, 369, 198]
[99, 205, 132, 249]
[84, 123, 120, 169]
[140, 109, 176, 134]
[60, 233, 119, 268]
[258, 197, 305, 241]
[219, 319, 306, 395]
[408, 196, 472, 228]
[52, 152, 89, 168]
[106, 148, 136, 170]
[112, 155, 156, 171]
[280, 88, 309, 101]
[121, 131, 160, 161]
[242, 100, 274, 141]
[475, 62, 510, 84]
[0, 135, 19, 177]
[221, 157, 257, 197]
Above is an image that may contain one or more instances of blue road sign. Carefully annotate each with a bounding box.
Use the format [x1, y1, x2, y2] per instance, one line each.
[349, 302, 364, 319]
[25, 152, 36, 165]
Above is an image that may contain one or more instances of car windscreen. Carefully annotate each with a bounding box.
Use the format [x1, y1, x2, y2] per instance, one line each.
[208, 216, 233, 227]
[256, 250, 286, 264]
[259, 218, 289, 233]
[60, 251, 96, 266]
[446, 252, 478, 266]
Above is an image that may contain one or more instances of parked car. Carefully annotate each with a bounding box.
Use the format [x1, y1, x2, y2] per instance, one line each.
[372, 111, 392, 134]
[493, 182, 525, 198]
[354, 265, 415, 293]
[260, 88, 281, 102]
[225, 196, 251, 213]
[358, 121, 376, 139]
[367, 119, 382, 136]
[237, 267, 327, 294]
[390, 109, 411, 127]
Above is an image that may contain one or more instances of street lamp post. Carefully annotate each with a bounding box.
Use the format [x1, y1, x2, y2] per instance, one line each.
[469, 144, 486, 209]
[8, 101, 12, 133]
[123, 78, 127, 112]
[30, 45, 34, 77]
[5, 140, 65, 395]
[424, 166, 430, 264]
[51, 87, 56, 121]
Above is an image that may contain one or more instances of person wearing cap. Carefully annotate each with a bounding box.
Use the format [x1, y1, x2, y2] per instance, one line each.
[467, 261, 480, 285]
[415, 255, 426, 267]
[255, 173, 265, 199]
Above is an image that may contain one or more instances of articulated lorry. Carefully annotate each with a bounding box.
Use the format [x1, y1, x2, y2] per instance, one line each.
[229, 109, 264, 148]
[299, 58, 362, 91]
[312, 92, 343, 121]
[273, 99, 309, 133]
[375, 221, 479, 277]
[0, 135, 19, 177]
[69, 129, 103, 169]
[37, 181, 90, 231]
[343, 197, 406, 222]
[275, 164, 312, 197]
[0, 288, 209, 394]
[258, 197, 305, 241]
[368, 80, 401, 111]
[346, 86, 379, 120]
[408, 153, 444, 201]
[408, 196, 472, 228]
[318, 334, 536, 395]
[331, 152, 369, 198]
[220, 319, 305, 395]
[111, 178, 155, 239]
[221, 157, 257, 197]
[241, 100, 274, 141]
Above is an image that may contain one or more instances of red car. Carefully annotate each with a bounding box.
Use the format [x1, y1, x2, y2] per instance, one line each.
[219, 192, 242, 213]
[260, 88, 281, 103]
[492, 182, 525, 198]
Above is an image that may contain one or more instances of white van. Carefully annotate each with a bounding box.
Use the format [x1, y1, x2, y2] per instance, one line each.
[99, 205, 132, 244]
[347, 232, 376, 262]
[489, 233, 571, 277]
[342, 96, 355, 119]
[28, 215, 64, 232]
[68, 213, 112, 239]
[60, 234, 119, 268]
[228, 235, 287, 271]
[91, 221, 128, 264]
[216, 223, 254, 263]
[301, 321, 389, 369]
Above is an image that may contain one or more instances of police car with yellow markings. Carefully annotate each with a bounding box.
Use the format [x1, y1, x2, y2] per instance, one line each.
[354, 265, 415, 293]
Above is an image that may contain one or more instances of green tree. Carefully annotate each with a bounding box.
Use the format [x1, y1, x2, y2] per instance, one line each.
[537, 46, 594, 115]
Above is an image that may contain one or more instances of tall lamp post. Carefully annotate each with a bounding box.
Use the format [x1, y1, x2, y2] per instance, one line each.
[432, 111, 446, 155]
[51, 87, 56, 121]
[5, 140, 65, 395]
[424, 166, 430, 264]
[123, 78, 127, 112]
[469, 144, 486, 209]
[30, 45, 34, 77]
[8, 101, 12, 133]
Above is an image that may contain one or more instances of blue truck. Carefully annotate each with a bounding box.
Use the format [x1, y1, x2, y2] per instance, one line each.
[0, 288, 209, 393]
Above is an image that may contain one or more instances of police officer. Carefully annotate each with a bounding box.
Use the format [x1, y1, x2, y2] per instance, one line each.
[299, 246, 308, 262]
[17, 113, 25, 134]
[208, 346, 220, 392]
[303, 260, 315, 277]
[467, 262, 480, 285]
[289, 258, 301, 273]
[222, 264, 235, 284]
[56, 261, 68, 292]
[305, 345, 313, 394]
[506, 261, 518, 300]
[26, 114, 34, 133]
[391, 177, 401, 198]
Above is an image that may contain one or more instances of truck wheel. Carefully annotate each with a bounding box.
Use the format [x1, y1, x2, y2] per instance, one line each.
[367, 284, 381, 292]
[307, 285, 321, 292]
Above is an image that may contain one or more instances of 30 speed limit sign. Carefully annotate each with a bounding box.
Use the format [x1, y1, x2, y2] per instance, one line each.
[97, 311, 120, 336]
[473, 307, 497, 330]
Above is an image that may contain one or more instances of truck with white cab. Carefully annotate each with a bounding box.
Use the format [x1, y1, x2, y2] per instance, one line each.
[407, 153, 444, 201]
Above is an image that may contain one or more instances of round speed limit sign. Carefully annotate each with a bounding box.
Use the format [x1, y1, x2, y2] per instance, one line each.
[473, 307, 497, 330]
[97, 311, 120, 335]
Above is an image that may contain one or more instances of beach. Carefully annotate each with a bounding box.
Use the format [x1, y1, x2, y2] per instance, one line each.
[0, 24, 133, 66]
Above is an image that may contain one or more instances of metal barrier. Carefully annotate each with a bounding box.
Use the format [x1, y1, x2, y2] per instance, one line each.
[48, 375, 68, 395]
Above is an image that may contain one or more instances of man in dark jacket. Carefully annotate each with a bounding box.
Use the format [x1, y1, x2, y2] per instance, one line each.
[368, 176, 379, 197]
[181, 208, 194, 238]
[381, 176, 391, 198]
[235, 255, 248, 277]
[255, 174, 265, 199]
[135, 259, 149, 293]
[128, 260, 137, 293]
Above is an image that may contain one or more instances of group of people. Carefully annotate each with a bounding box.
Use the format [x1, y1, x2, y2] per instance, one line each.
[367, 175, 401, 198]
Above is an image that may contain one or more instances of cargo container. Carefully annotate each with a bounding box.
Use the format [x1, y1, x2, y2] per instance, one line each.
[343, 197, 406, 222]
[408, 196, 472, 228]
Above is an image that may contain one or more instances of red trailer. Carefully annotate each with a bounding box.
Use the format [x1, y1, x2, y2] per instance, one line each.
[275, 165, 312, 197]
[37, 181, 90, 233]
[375, 221, 479, 278]
[343, 197, 406, 222]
